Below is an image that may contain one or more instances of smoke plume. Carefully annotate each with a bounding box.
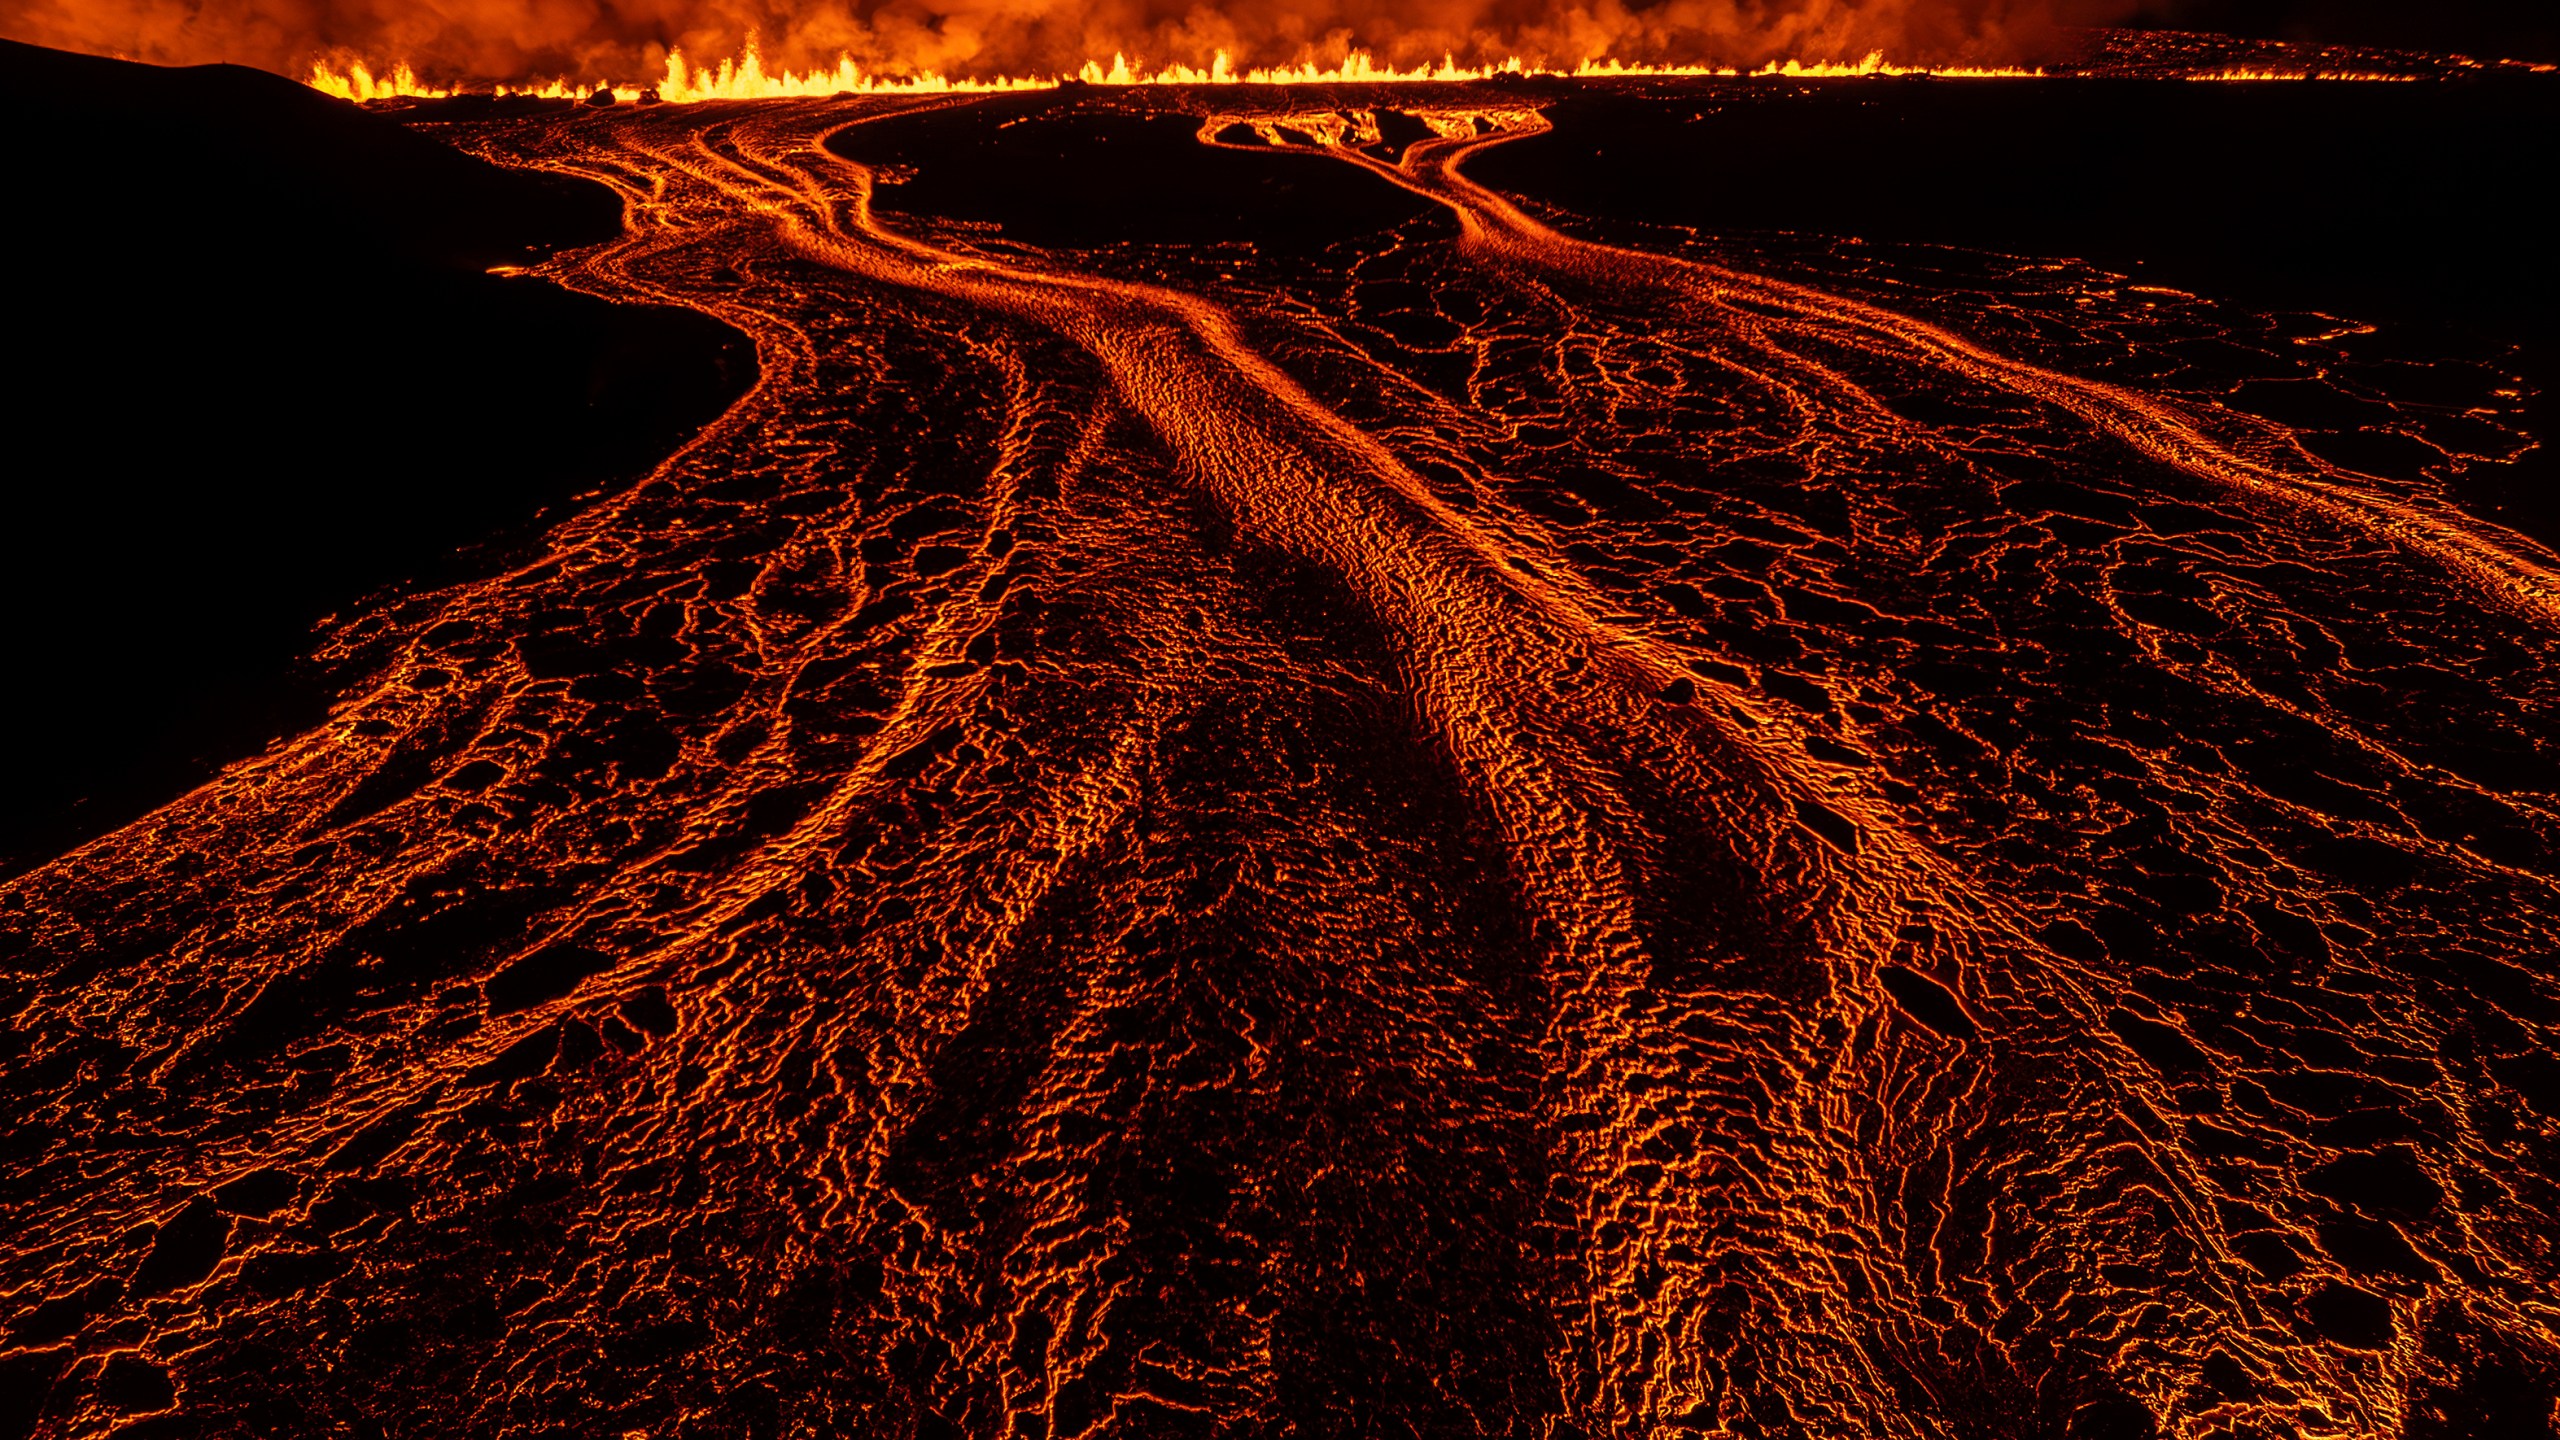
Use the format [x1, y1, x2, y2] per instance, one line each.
[0, 0, 2124, 84]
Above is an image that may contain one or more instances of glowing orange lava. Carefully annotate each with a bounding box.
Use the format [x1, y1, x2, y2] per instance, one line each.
[5, 65, 2555, 1440]
[305, 43, 2050, 104]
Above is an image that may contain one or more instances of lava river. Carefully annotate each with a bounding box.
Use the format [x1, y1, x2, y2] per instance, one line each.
[4, 87, 2558, 1440]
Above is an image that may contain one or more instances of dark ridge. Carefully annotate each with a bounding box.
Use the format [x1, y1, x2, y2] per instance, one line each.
[0, 39, 615, 269]
[0, 39, 756, 876]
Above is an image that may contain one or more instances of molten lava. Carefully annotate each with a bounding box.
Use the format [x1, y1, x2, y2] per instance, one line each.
[3, 66, 2557, 1440]
[302, 44, 2053, 105]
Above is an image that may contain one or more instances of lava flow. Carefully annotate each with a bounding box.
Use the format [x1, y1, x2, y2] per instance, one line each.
[300, 48, 2052, 105]
[4, 82, 2558, 1440]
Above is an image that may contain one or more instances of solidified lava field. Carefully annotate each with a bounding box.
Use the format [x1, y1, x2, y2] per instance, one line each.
[6, 77, 2560, 1440]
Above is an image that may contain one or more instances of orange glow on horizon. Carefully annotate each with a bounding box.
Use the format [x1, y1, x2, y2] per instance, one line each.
[298, 41, 2493, 104]
[306, 60, 455, 101]
[305, 44, 2055, 104]
[13, 23, 2555, 1435]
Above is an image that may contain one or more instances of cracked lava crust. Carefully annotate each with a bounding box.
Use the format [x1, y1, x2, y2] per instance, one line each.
[5, 81, 2559, 1440]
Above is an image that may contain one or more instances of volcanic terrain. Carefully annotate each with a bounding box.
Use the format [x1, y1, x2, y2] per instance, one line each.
[4, 48, 2559, 1440]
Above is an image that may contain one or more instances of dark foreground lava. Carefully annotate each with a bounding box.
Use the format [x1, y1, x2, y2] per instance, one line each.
[5, 79, 2560, 1440]
[0, 40, 753, 870]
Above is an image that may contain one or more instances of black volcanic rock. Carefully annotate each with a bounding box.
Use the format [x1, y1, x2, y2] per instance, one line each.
[0, 40, 612, 271]
[130, 1198, 232, 1297]
[0, 40, 753, 872]
[96, 1355, 177, 1415]
[827, 90, 1435, 247]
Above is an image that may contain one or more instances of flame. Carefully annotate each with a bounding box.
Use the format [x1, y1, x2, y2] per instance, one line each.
[1077, 51, 1530, 85]
[661, 46, 1050, 99]
[305, 60, 454, 102]
[1744, 51, 2041, 77]
[304, 43, 2052, 104]
[2182, 68, 2422, 81]
[306, 42, 1046, 104]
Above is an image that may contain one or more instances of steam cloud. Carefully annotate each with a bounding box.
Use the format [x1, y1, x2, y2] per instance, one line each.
[0, 0, 2127, 83]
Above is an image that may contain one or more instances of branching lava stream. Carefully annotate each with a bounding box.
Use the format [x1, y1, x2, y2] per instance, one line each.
[5, 86, 2557, 1440]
